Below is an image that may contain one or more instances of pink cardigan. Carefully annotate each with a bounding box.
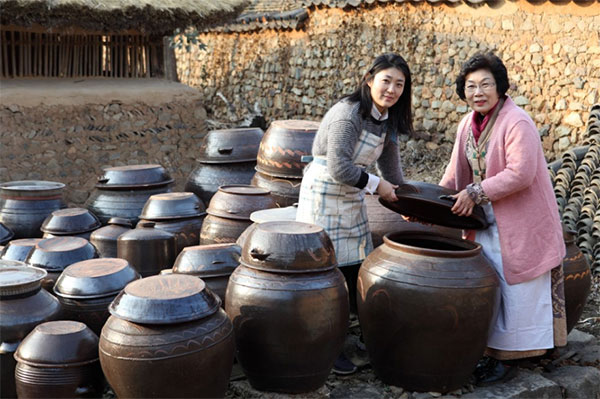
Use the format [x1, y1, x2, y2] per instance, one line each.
[440, 97, 565, 285]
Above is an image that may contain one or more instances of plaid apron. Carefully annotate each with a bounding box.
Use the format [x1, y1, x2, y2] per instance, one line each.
[296, 129, 386, 266]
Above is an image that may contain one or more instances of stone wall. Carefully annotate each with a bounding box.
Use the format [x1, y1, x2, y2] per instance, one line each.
[176, 1, 600, 160]
[0, 81, 208, 205]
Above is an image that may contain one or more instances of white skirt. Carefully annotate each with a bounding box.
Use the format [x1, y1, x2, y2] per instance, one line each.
[476, 204, 554, 351]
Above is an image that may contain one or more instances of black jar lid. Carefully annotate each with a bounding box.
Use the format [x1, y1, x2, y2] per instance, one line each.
[0, 263, 46, 296]
[378, 181, 489, 230]
[41, 208, 101, 235]
[139, 192, 206, 220]
[172, 244, 240, 278]
[95, 164, 174, 189]
[109, 274, 221, 324]
[118, 221, 175, 242]
[54, 258, 140, 299]
[25, 237, 98, 272]
[0, 238, 43, 262]
[197, 127, 264, 164]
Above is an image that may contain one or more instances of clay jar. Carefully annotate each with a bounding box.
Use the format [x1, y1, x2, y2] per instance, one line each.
[99, 274, 235, 398]
[89, 217, 132, 258]
[226, 221, 348, 393]
[14, 321, 103, 398]
[562, 229, 592, 333]
[0, 264, 61, 398]
[251, 171, 301, 208]
[0, 238, 43, 262]
[357, 231, 499, 393]
[53, 258, 140, 336]
[41, 208, 101, 240]
[117, 221, 177, 277]
[0, 181, 66, 239]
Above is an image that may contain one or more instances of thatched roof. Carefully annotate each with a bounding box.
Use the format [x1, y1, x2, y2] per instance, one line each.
[0, 0, 249, 34]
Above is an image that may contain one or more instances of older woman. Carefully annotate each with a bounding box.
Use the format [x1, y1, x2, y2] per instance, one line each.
[440, 53, 567, 384]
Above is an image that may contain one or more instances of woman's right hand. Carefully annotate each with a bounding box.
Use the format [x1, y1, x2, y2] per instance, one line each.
[377, 179, 398, 202]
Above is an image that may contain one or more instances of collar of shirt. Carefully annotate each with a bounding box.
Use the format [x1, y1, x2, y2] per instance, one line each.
[371, 104, 389, 121]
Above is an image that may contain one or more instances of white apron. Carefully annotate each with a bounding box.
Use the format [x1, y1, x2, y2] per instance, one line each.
[296, 129, 386, 266]
[476, 203, 554, 351]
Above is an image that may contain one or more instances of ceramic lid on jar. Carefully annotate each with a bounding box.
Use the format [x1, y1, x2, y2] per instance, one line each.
[25, 237, 98, 272]
[378, 181, 489, 230]
[240, 221, 336, 273]
[206, 185, 277, 220]
[118, 221, 175, 242]
[139, 192, 207, 220]
[41, 208, 101, 234]
[198, 128, 264, 163]
[95, 164, 174, 189]
[108, 274, 221, 324]
[14, 321, 99, 367]
[0, 222, 14, 245]
[54, 258, 140, 299]
[249, 206, 297, 224]
[0, 263, 47, 296]
[0, 180, 65, 197]
[172, 244, 240, 278]
[0, 238, 43, 262]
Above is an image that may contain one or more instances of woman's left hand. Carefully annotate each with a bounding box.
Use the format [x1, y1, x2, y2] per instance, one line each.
[451, 189, 475, 217]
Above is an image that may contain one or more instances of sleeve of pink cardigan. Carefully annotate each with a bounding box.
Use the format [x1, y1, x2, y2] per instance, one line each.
[480, 119, 539, 201]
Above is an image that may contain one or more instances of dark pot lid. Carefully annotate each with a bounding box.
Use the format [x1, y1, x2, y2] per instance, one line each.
[95, 164, 174, 189]
[378, 181, 489, 230]
[108, 274, 221, 324]
[117, 221, 175, 242]
[240, 221, 336, 273]
[107, 217, 133, 227]
[172, 244, 240, 278]
[206, 185, 277, 220]
[25, 237, 98, 272]
[41, 208, 101, 234]
[0, 263, 46, 296]
[0, 238, 43, 262]
[139, 192, 207, 220]
[54, 258, 140, 299]
[14, 321, 99, 367]
[0, 222, 14, 245]
[0, 180, 65, 198]
[197, 127, 264, 163]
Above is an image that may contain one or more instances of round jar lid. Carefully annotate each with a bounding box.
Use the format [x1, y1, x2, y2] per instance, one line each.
[41, 208, 101, 234]
[172, 244, 240, 278]
[54, 258, 140, 299]
[26, 237, 98, 272]
[108, 274, 221, 324]
[14, 321, 99, 367]
[139, 192, 206, 220]
[96, 164, 174, 189]
[0, 264, 47, 296]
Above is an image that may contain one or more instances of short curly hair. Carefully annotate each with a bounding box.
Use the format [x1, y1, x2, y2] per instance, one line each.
[455, 53, 509, 101]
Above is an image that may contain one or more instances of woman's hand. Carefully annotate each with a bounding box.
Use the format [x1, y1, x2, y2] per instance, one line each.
[451, 189, 475, 217]
[377, 179, 398, 202]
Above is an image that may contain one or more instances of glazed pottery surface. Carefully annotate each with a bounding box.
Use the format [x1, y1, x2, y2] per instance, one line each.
[206, 185, 277, 220]
[89, 217, 132, 258]
[40, 208, 101, 236]
[117, 222, 176, 277]
[140, 192, 206, 220]
[198, 128, 263, 163]
[200, 214, 253, 245]
[357, 231, 499, 393]
[251, 171, 301, 207]
[563, 229, 592, 333]
[0, 238, 43, 262]
[185, 161, 257, 205]
[0, 222, 14, 245]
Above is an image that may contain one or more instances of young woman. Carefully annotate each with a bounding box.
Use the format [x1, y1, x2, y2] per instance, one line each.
[440, 53, 566, 384]
[296, 53, 413, 374]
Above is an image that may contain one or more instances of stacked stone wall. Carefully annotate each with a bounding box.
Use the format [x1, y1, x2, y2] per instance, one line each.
[176, 2, 600, 159]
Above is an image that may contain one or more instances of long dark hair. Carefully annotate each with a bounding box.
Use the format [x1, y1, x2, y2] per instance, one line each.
[346, 53, 413, 136]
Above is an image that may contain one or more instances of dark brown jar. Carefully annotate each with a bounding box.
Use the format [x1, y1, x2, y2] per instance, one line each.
[89, 217, 132, 258]
[25, 237, 98, 292]
[0, 181, 66, 239]
[200, 215, 252, 245]
[53, 258, 140, 336]
[14, 321, 102, 398]
[357, 231, 499, 393]
[138, 192, 207, 253]
[171, 243, 240, 305]
[256, 120, 319, 178]
[0, 238, 43, 262]
[85, 164, 173, 225]
[99, 275, 235, 398]
[117, 221, 176, 277]
[0, 264, 61, 398]
[40, 208, 101, 240]
[563, 229, 592, 333]
[226, 221, 348, 393]
[251, 171, 301, 208]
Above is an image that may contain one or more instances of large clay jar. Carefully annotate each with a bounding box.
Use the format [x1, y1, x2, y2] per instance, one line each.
[14, 321, 103, 399]
[226, 221, 348, 393]
[256, 120, 319, 178]
[563, 229, 592, 333]
[185, 128, 264, 205]
[117, 221, 177, 277]
[0, 263, 61, 398]
[0, 181, 66, 239]
[170, 243, 240, 306]
[85, 164, 174, 225]
[138, 192, 207, 253]
[0, 238, 43, 262]
[357, 231, 499, 393]
[40, 208, 102, 240]
[53, 258, 140, 336]
[99, 274, 235, 398]
[251, 171, 301, 208]
[89, 217, 132, 258]
[25, 237, 98, 292]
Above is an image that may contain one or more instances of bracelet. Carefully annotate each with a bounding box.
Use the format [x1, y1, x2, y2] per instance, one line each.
[466, 183, 489, 205]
